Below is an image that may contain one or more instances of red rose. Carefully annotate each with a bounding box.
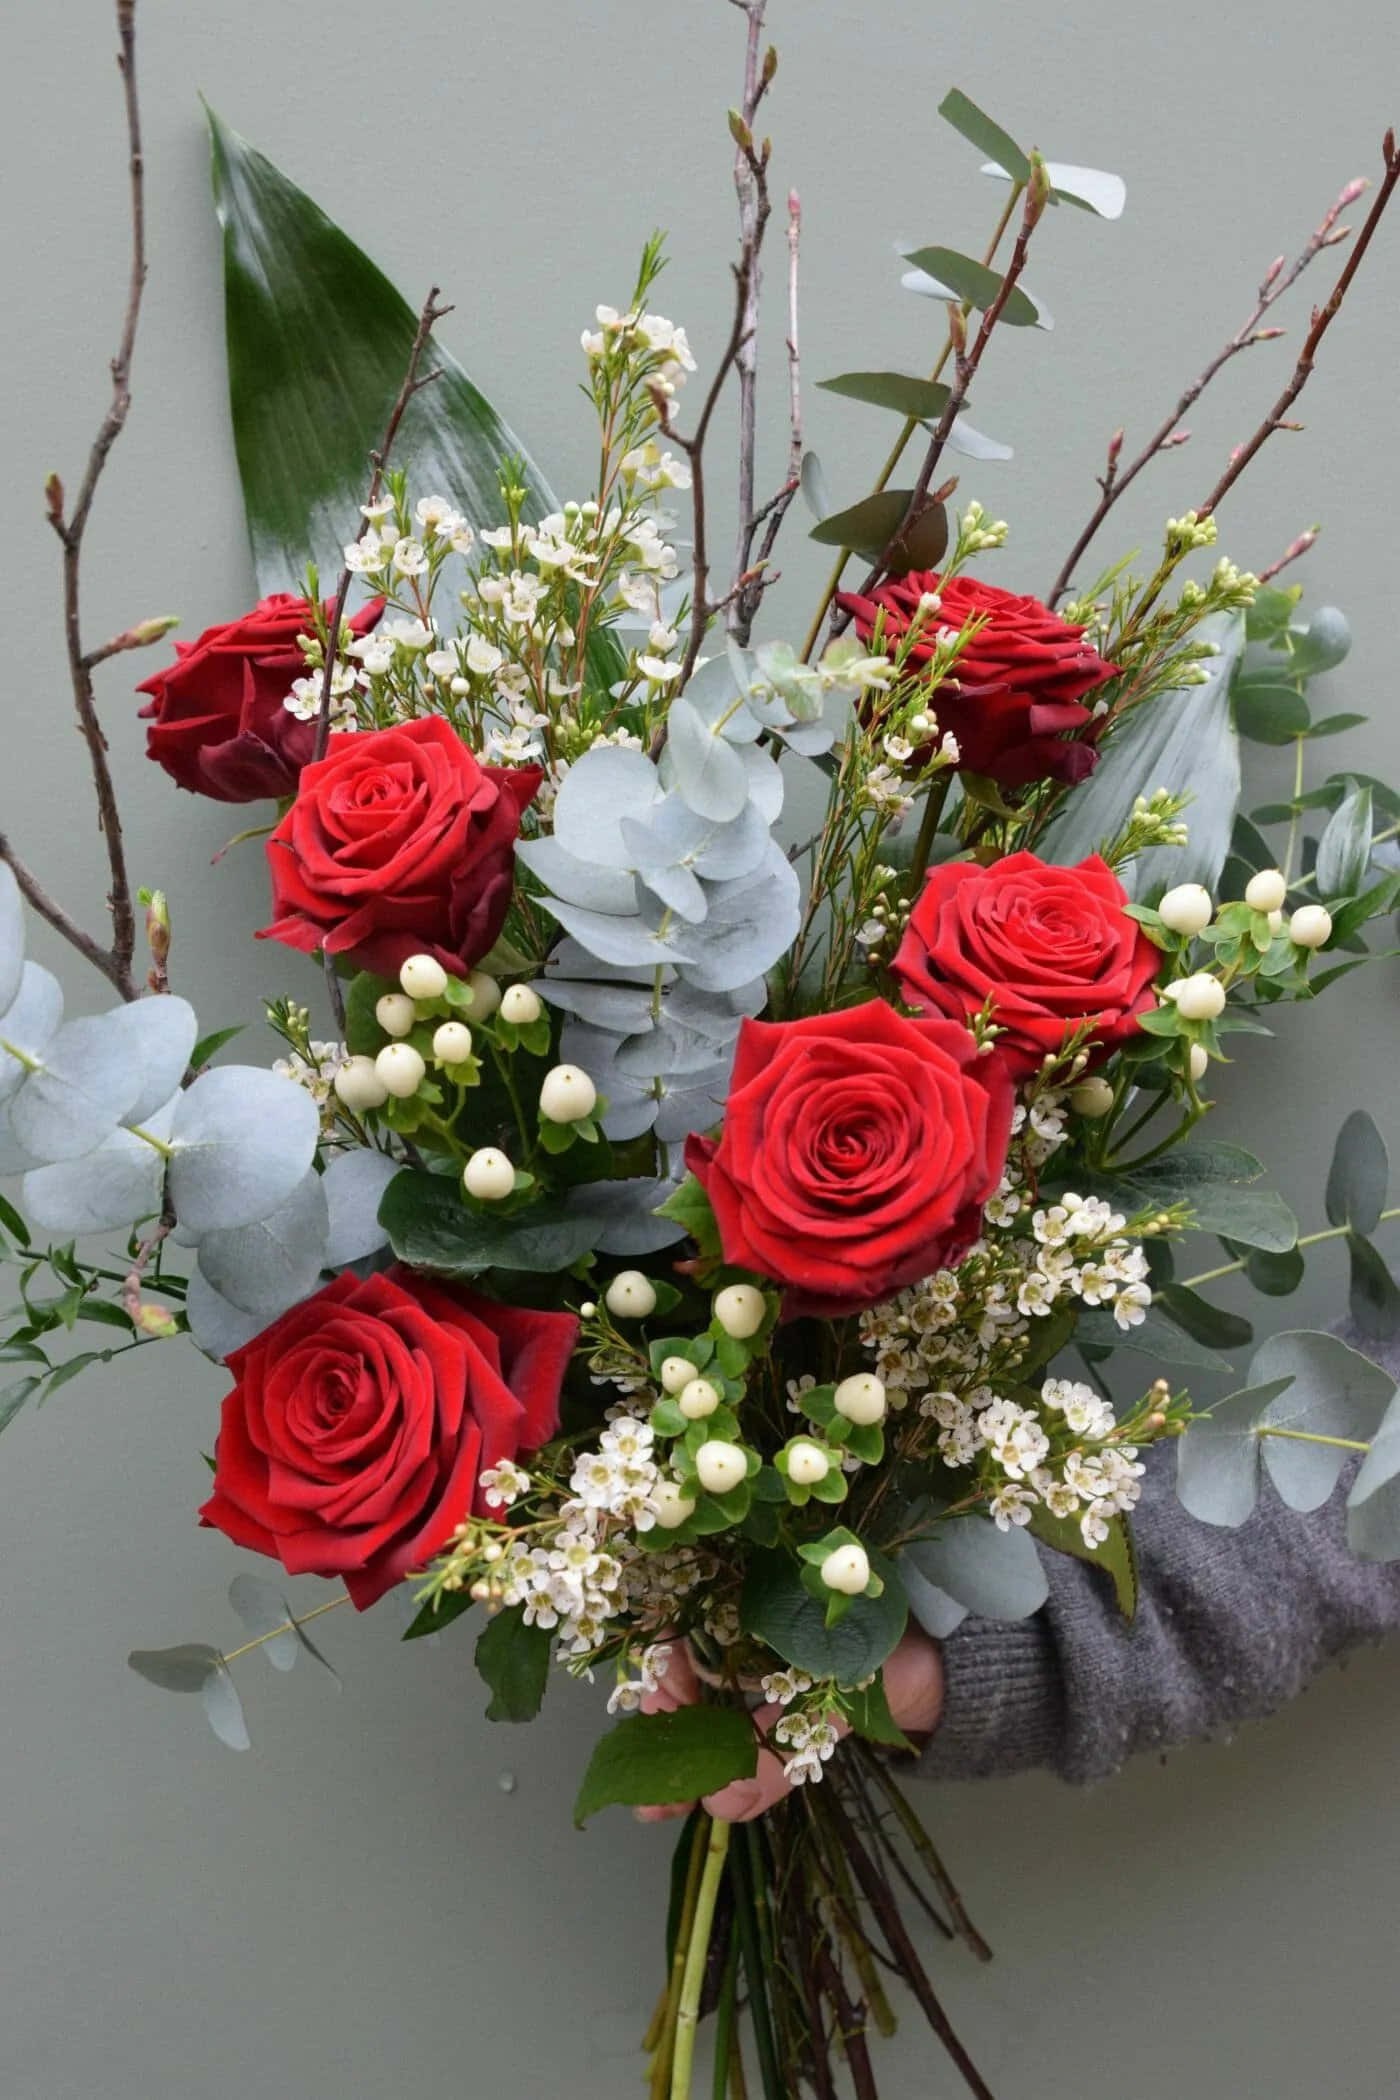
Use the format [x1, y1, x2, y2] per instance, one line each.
[893, 851, 1161, 1075]
[258, 715, 540, 980]
[199, 1267, 577, 1609]
[137, 592, 383, 803]
[684, 1000, 1014, 1317]
[835, 570, 1117, 787]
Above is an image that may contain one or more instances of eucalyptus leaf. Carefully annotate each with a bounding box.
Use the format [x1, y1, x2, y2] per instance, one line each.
[1076, 1304, 1234, 1370]
[1286, 605, 1352, 679]
[200, 1661, 252, 1750]
[197, 1168, 329, 1316]
[1314, 782, 1372, 901]
[1233, 680, 1311, 745]
[10, 1013, 143, 1164]
[1252, 1329, 1395, 1511]
[666, 696, 751, 822]
[1325, 1110, 1388, 1234]
[937, 88, 1032, 182]
[0, 861, 24, 1016]
[128, 1642, 222, 1693]
[1347, 1387, 1400, 1560]
[569, 1177, 685, 1256]
[800, 449, 831, 522]
[543, 901, 697, 970]
[1154, 1284, 1253, 1351]
[675, 844, 801, 995]
[941, 417, 1014, 463]
[1175, 1377, 1295, 1527]
[1040, 611, 1244, 896]
[551, 746, 662, 869]
[184, 1265, 267, 1362]
[111, 995, 198, 1126]
[227, 1573, 299, 1670]
[977, 154, 1128, 218]
[515, 836, 640, 917]
[898, 1555, 968, 1638]
[321, 1146, 400, 1268]
[903, 1510, 1048, 1622]
[168, 1065, 321, 1234]
[1347, 1232, 1400, 1342]
[0, 964, 64, 1109]
[817, 370, 953, 420]
[22, 1120, 167, 1235]
[899, 246, 1043, 328]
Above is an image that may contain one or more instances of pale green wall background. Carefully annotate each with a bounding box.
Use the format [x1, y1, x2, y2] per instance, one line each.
[3, 3, 1399, 2095]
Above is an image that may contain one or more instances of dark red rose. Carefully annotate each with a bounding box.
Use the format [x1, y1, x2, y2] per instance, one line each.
[893, 851, 1161, 1076]
[137, 592, 384, 803]
[835, 570, 1118, 788]
[684, 1000, 1014, 1318]
[199, 1267, 577, 1609]
[258, 715, 540, 980]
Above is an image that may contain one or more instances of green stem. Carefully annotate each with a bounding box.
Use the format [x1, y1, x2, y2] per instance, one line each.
[1282, 728, 1307, 882]
[1256, 1426, 1372, 1454]
[1108, 1103, 1206, 1174]
[221, 1593, 349, 1666]
[733, 1826, 783, 2100]
[711, 1930, 740, 2100]
[486, 1041, 531, 1160]
[908, 777, 950, 893]
[651, 1818, 709, 2100]
[1181, 1205, 1399, 1289]
[671, 1817, 733, 2100]
[0, 1035, 39, 1074]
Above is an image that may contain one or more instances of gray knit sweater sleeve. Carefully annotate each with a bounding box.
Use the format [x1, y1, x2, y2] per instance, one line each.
[918, 1334, 1400, 1786]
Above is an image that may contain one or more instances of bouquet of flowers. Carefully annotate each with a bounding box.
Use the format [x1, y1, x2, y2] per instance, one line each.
[5, 5, 1400, 2094]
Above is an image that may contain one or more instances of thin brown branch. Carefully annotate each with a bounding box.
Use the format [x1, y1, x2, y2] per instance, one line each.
[311, 285, 451, 764]
[733, 188, 803, 645]
[1196, 130, 1400, 519]
[0, 838, 137, 1001]
[1257, 523, 1321, 584]
[121, 1214, 174, 1334]
[726, 2, 775, 639]
[814, 1942, 879, 2100]
[38, 0, 148, 1000]
[1048, 162, 1384, 604]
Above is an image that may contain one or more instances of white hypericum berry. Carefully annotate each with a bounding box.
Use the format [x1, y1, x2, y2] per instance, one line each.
[678, 1377, 721, 1420]
[1158, 883, 1214, 936]
[694, 1440, 747, 1494]
[1171, 973, 1226, 1021]
[1244, 868, 1288, 914]
[333, 1054, 389, 1112]
[501, 984, 544, 1026]
[466, 970, 501, 1019]
[1068, 1075, 1116, 1118]
[399, 953, 449, 1000]
[463, 1147, 514, 1201]
[375, 992, 417, 1038]
[652, 1480, 697, 1529]
[539, 1064, 596, 1122]
[820, 1543, 871, 1595]
[375, 1042, 426, 1097]
[432, 1021, 474, 1065]
[833, 1373, 887, 1427]
[1289, 904, 1333, 949]
[786, 1440, 830, 1486]
[1189, 1042, 1210, 1083]
[605, 1270, 657, 1319]
[659, 1355, 697, 1395]
[713, 1283, 765, 1339]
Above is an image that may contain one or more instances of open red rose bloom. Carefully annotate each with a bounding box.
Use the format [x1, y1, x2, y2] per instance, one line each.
[199, 1269, 577, 1608]
[685, 999, 1015, 1318]
[138, 591, 384, 803]
[836, 569, 1119, 787]
[259, 713, 540, 980]
[894, 850, 1161, 1075]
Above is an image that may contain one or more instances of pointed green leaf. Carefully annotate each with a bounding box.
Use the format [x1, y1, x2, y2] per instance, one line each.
[1326, 1110, 1388, 1234]
[573, 1705, 757, 1824]
[475, 1608, 552, 1723]
[900, 246, 1041, 328]
[937, 89, 1033, 184]
[817, 371, 953, 420]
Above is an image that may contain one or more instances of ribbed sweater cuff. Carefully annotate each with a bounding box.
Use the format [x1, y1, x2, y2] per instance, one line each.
[915, 1612, 1066, 1782]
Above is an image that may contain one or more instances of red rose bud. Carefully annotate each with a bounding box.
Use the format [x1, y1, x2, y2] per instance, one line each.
[835, 570, 1118, 788]
[258, 715, 540, 981]
[684, 1000, 1014, 1319]
[199, 1268, 577, 1609]
[137, 592, 384, 803]
[893, 851, 1161, 1077]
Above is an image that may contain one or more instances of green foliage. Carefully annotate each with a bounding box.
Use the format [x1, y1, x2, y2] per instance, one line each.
[808, 489, 949, 572]
[655, 1176, 723, 1261]
[900, 246, 1041, 328]
[816, 371, 953, 421]
[841, 1673, 913, 1751]
[902, 1510, 1048, 1623]
[475, 1608, 552, 1722]
[573, 1706, 757, 1824]
[379, 1169, 605, 1275]
[740, 1549, 907, 1685]
[1028, 1505, 1139, 1621]
[936, 87, 1033, 183]
[1112, 1141, 1298, 1254]
[1325, 1110, 1388, 1235]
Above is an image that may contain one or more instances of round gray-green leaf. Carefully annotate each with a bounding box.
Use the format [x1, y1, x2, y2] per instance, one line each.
[666, 696, 751, 822]
[168, 1065, 320, 1234]
[903, 1512, 1048, 1622]
[0, 861, 23, 1016]
[22, 1119, 167, 1234]
[185, 1265, 267, 1362]
[228, 1573, 300, 1671]
[552, 746, 661, 869]
[197, 1167, 329, 1315]
[322, 1147, 400, 1268]
[1325, 1109, 1388, 1235]
[10, 1012, 143, 1163]
[110, 994, 198, 1126]
[1347, 1388, 1400, 1561]
[0, 963, 64, 1108]
[1253, 1328, 1395, 1511]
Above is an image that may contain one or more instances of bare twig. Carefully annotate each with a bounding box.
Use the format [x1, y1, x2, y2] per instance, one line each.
[732, 188, 803, 645]
[121, 1214, 174, 1334]
[727, 0, 772, 625]
[1048, 160, 1388, 604]
[813, 1942, 879, 2100]
[311, 284, 451, 764]
[0, 837, 137, 1001]
[35, 0, 149, 1001]
[1195, 130, 1400, 520]
[1258, 523, 1321, 584]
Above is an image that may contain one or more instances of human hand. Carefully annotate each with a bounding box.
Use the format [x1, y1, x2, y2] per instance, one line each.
[633, 1627, 944, 1825]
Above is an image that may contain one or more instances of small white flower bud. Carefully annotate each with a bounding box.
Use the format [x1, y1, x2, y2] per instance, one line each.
[1188, 1043, 1210, 1083]
[679, 1378, 721, 1421]
[659, 1355, 696, 1395]
[713, 1283, 765, 1339]
[833, 1373, 887, 1427]
[432, 1021, 474, 1065]
[539, 1064, 597, 1122]
[333, 1054, 389, 1112]
[1171, 973, 1226, 1021]
[1244, 868, 1288, 914]
[1157, 883, 1213, 936]
[578, 1301, 598, 1319]
[466, 971, 501, 1019]
[694, 1440, 747, 1494]
[605, 1270, 657, 1320]
[1068, 1075, 1116, 1119]
[820, 1542, 871, 1595]
[501, 984, 544, 1026]
[652, 1480, 697, 1529]
[399, 952, 449, 1000]
[1289, 904, 1333, 949]
[786, 1440, 830, 1486]
[375, 1042, 426, 1097]
[375, 992, 417, 1038]
[463, 1148, 514, 1201]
